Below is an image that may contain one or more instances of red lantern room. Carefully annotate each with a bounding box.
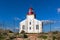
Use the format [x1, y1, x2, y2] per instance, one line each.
[27, 8, 34, 15]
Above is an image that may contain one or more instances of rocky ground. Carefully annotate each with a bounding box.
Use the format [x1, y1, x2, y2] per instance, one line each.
[0, 29, 60, 40]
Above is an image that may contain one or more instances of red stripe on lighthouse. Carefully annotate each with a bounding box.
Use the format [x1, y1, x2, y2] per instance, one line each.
[28, 8, 34, 15]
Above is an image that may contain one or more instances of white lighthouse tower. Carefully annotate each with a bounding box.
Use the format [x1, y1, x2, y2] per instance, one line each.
[19, 8, 43, 33]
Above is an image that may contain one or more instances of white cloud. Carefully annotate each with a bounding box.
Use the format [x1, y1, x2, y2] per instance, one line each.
[54, 27, 60, 31]
[57, 8, 60, 13]
[15, 27, 19, 30]
[41, 20, 56, 25]
[14, 17, 21, 21]
[42, 20, 60, 25]
[54, 27, 60, 29]
[42, 20, 53, 23]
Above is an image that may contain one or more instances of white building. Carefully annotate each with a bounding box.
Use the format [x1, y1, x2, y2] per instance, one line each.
[19, 8, 43, 33]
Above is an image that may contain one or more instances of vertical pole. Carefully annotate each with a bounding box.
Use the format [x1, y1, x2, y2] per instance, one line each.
[14, 19, 15, 33]
[42, 22, 43, 33]
[50, 22, 51, 32]
[3, 21, 5, 30]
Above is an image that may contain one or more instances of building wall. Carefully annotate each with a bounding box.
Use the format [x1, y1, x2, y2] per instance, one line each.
[19, 19, 42, 33]
[34, 19, 42, 33]
[19, 15, 43, 33]
[19, 19, 27, 33]
[27, 15, 34, 33]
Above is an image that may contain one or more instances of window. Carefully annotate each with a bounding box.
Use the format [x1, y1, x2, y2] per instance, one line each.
[29, 27, 31, 30]
[22, 25, 25, 29]
[36, 25, 39, 30]
[29, 22, 31, 25]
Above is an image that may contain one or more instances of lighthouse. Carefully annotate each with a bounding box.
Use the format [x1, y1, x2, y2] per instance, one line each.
[19, 8, 43, 33]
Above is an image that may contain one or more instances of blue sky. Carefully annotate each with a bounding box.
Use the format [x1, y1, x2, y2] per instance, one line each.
[0, 0, 60, 32]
